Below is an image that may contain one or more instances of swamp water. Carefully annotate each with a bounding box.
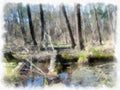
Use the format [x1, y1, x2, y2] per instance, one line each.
[15, 62, 116, 87]
[3, 51, 116, 87]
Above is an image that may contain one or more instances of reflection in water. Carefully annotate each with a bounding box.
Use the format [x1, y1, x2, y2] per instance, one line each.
[25, 62, 116, 87]
[26, 78, 32, 87]
[26, 76, 44, 87]
[58, 72, 68, 79]
[58, 72, 71, 86]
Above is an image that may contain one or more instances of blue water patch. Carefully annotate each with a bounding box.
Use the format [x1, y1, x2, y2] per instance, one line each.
[26, 78, 33, 87]
[58, 72, 71, 86]
[33, 76, 44, 87]
[58, 72, 68, 79]
[26, 76, 44, 87]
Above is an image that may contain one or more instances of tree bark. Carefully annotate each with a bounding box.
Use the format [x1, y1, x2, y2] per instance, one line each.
[107, 6, 114, 41]
[17, 6, 27, 44]
[39, 4, 45, 41]
[61, 5, 76, 48]
[107, 6, 113, 32]
[75, 4, 85, 50]
[94, 6, 102, 45]
[27, 4, 37, 45]
[13, 13, 17, 39]
[82, 15, 87, 46]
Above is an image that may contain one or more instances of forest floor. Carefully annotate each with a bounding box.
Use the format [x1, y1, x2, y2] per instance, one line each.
[3, 40, 116, 87]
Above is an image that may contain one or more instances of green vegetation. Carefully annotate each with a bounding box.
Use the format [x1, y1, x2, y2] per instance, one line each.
[4, 62, 19, 85]
[3, 2, 116, 87]
[89, 47, 115, 61]
[77, 47, 114, 64]
[5, 62, 17, 73]
[54, 63, 62, 74]
[44, 78, 48, 85]
[61, 53, 77, 60]
[78, 51, 88, 64]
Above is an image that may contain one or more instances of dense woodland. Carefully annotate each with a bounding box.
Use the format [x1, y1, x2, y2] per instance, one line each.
[3, 3, 117, 87]
[4, 3, 117, 49]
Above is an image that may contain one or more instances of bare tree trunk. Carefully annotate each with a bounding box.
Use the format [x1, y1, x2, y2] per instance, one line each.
[107, 6, 113, 33]
[17, 6, 27, 44]
[90, 19, 96, 45]
[5, 33, 8, 43]
[107, 6, 114, 42]
[112, 7, 117, 42]
[82, 15, 87, 46]
[27, 4, 37, 45]
[6, 19, 12, 36]
[13, 13, 17, 39]
[39, 4, 45, 41]
[94, 6, 102, 45]
[61, 5, 76, 48]
[75, 4, 85, 50]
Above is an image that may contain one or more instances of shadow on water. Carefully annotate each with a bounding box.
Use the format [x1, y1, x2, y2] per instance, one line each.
[25, 72, 70, 86]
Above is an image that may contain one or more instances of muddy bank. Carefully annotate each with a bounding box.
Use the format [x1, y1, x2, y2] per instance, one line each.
[3, 48, 116, 87]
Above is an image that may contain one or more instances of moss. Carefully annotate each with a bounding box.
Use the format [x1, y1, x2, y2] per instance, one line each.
[92, 54, 114, 59]
[89, 47, 115, 61]
[5, 62, 17, 72]
[4, 62, 19, 85]
[3, 74, 19, 85]
[89, 47, 114, 55]
[90, 50, 114, 60]
[5, 62, 18, 76]
[62, 53, 77, 60]
[78, 51, 88, 64]
[54, 63, 62, 74]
